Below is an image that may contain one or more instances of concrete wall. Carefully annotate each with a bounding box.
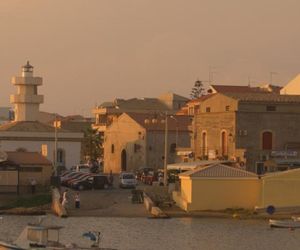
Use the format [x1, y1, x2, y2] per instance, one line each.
[0, 140, 81, 169]
[146, 130, 190, 169]
[179, 177, 260, 211]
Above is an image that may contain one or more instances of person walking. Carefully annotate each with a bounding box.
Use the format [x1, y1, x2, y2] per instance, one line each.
[30, 178, 37, 194]
[74, 192, 80, 209]
[61, 189, 69, 209]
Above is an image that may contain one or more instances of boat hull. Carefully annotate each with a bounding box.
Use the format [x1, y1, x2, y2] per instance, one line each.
[0, 241, 25, 250]
[269, 219, 300, 228]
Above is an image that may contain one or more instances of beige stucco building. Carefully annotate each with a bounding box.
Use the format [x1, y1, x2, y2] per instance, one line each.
[192, 92, 300, 172]
[173, 164, 260, 211]
[173, 164, 300, 212]
[280, 74, 300, 95]
[0, 62, 84, 170]
[103, 113, 191, 173]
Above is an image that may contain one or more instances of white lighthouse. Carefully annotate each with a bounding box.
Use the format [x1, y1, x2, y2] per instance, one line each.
[10, 61, 44, 121]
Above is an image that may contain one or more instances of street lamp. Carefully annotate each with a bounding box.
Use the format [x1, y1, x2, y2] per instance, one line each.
[163, 113, 178, 186]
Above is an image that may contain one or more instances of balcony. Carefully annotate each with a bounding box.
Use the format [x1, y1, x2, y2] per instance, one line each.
[11, 76, 43, 86]
[10, 94, 44, 104]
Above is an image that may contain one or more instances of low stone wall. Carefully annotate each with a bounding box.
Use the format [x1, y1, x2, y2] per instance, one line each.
[144, 192, 168, 217]
[51, 188, 67, 217]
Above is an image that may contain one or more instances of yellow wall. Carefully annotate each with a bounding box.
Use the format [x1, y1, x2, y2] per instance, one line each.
[260, 169, 300, 208]
[180, 178, 260, 211]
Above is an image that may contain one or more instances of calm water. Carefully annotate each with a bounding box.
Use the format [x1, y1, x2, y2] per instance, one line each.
[1, 215, 300, 250]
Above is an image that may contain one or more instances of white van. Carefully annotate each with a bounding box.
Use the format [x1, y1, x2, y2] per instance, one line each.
[71, 164, 90, 173]
[119, 172, 137, 188]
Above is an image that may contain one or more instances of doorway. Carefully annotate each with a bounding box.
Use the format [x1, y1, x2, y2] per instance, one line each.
[121, 149, 127, 171]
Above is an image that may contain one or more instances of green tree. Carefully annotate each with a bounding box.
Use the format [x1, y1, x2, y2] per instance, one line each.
[190, 79, 205, 99]
[82, 127, 102, 161]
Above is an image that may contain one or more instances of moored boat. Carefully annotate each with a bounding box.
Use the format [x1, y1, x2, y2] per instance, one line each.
[269, 219, 300, 228]
[0, 218, 117, 250]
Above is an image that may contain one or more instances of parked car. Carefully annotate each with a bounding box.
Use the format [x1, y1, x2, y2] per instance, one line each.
[119, 172, 137, 188]
[142, 170, 158, 185]
[135, 167, 153, 181]
[72, 175, 109, 190]
[71, 164, 91, 173]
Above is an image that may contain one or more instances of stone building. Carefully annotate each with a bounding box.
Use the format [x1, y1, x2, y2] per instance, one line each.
[0, 62, 83, 170]
[103, 113, 191, 173]
[193, 92, 300, 172]
[93, 92, 189, 134]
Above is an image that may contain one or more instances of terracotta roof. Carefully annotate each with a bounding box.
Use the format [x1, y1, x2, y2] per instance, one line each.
[0, 121, 69, 132]
[6, 151, 52, 165]
[125, 113, 192, 132]
[180, 164, 258, 178]
[222, 93, 300, 103]
[211, 85, 258, 93]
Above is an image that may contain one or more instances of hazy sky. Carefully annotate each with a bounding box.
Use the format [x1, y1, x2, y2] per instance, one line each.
[0, 0, 299, 116]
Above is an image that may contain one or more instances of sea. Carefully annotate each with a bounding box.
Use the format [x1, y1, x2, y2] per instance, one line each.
[1, 215, 300, 250]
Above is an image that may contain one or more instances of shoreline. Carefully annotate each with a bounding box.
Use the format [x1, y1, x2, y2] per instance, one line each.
[0, 206, 298, 221]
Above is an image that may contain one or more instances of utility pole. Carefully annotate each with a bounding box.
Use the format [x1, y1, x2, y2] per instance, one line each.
[163, 111, 168, 186]
[54, 114, 58, 176]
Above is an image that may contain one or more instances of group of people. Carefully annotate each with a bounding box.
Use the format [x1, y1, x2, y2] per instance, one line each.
[61, 189, 80, 209]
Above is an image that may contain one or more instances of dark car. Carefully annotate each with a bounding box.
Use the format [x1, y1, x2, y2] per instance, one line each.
[72, 175, 109, 190]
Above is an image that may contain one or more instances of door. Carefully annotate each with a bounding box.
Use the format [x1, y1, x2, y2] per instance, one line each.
[121, 149, 127, 172]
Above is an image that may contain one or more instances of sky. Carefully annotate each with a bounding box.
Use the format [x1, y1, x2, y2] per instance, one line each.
[0, 0, 300, 116]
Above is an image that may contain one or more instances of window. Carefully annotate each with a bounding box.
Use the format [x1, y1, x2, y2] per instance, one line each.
[262, 131, 273, 150]
[194, 105, 200, 114]
[148, 146, 152, 151]
[33, 86, 38, 95]
[266, 106, 276, 111]
[221, 131, 228, 156]
[202, 131, 207, 156]
[111, 144, 115, 153]
[57, 149, 65, 164]
[225, 106, 230, 111]
[206, 107, 211, 113]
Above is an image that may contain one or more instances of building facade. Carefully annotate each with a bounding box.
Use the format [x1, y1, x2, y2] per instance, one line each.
[103, 113, 191, 173]
[0, 62, 83, 170]
[194, 92, 300, 172]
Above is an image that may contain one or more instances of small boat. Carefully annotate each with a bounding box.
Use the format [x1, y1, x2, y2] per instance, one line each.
[0, 217, 117, 250]
[269, 219, 300, 228]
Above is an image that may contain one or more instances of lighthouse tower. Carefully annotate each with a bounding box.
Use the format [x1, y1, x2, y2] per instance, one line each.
[10, 61, 44, 122]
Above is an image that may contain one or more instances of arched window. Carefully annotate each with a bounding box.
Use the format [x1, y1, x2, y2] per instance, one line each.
[221, 130, 228, 156]
[262, 131, 273, 150]
[111, 144, 115, 154]
[202, 131, 207, 156]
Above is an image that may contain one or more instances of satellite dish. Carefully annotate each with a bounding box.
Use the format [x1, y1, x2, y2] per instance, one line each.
[0, 150, 7, 162]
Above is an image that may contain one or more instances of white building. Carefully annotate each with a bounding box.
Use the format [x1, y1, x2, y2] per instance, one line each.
[0, 62, 83, 169]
